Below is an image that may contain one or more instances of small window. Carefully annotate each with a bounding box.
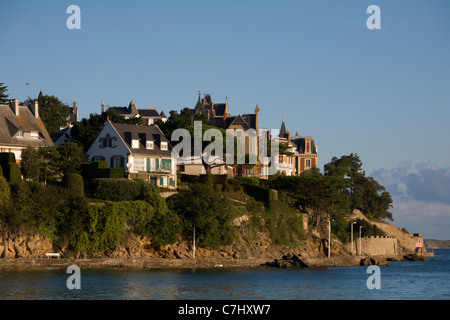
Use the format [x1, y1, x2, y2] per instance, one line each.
[306, 159, 311, 168]
[16, 130, 24, 138]
[146, 141, 154, 149]
[161, 142, 168, 150]
[132, 139, 140, 149]
[31, 131, 39, 139]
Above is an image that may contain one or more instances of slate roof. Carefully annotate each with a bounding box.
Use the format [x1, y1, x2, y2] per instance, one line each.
[110, 122, 172, 157]
[0, 104, 54, 147]
[290, 137, 318, 154]
[107, 105, 163, 118]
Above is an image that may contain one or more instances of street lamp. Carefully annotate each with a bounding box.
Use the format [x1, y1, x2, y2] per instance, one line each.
[351, 221, 356, 254]
[328, 219, 334, 258]
[359, 226, 363, 256]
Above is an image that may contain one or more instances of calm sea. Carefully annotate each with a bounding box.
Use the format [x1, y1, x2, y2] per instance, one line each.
[0, 249, 449, 300]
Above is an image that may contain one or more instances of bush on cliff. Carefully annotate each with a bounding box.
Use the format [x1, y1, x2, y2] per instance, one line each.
[167, 183, 238, 249]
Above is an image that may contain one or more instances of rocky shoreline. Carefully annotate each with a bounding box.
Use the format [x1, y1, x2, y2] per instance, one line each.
[0, 253, 428, 271]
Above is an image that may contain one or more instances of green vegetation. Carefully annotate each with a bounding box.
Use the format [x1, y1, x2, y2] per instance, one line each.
[0, 83, 9, 104]
[36, 93, 71, 136]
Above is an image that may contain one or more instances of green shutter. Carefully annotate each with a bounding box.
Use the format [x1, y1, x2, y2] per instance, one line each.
[170, 178, 173, 186]
[146, 158, 150, 172]
[156, 159, 160, 170]
[160, 177, 163, 186]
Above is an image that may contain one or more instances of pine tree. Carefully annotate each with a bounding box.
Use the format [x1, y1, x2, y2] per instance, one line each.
[0, 83, 9, 104]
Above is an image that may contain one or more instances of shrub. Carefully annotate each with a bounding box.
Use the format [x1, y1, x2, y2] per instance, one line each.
[72, 203, 127, 253]
[89, 178, 158, 201]
[4, 162, 22, 185]
[63, 173, 84, 198]
[81, 161, 123, 180]
[0, 152, 16, 165]
[242, 184, 278, 206]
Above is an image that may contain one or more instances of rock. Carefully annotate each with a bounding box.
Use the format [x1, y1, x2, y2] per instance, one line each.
[263, 253, 310, 268]
[403, 254, 429, 262]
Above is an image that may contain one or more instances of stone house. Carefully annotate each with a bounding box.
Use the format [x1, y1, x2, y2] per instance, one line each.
[0, 99, 54, 162]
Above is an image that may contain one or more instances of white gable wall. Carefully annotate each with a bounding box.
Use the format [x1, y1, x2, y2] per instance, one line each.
[86, 122, 131, 168]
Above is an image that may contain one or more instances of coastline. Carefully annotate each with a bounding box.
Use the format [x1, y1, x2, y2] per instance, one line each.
[0, 254, 411, 271]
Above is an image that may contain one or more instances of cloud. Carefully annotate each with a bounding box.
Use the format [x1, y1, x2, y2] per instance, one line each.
[371, 162, 450, 240]
[371, 161, 450, 205]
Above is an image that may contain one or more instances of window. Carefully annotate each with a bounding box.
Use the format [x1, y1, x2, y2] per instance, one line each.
[16, 130, 24, 138]
[306, 159, 311, 168]
[31, 131, 39, 139]
[132, 139, 140, 149]
[146, 141, 154, 149]
[161, 142, 168, 150]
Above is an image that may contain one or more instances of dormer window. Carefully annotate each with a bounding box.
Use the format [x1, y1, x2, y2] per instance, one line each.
[131, 139, 140, 149]
[161, 142, 168, 150]
[16, 130, 24, 138]
[31, 131, 39, 139]
[146, 141, 154, 149]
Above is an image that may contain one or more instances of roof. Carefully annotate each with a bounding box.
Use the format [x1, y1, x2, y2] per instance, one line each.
[290, 137, 318, 154]
[0, 104, 54, 147]
[110, 122, 172, 157]
[280, 119, 287, 137]
[137, 109, 161, 117]
[107, 105, 162, 118]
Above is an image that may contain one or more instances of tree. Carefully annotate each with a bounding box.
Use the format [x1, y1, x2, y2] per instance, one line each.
[167, 183, 236, 248]
[57, 142, 87, 175]
[37, 93, 71, 135]
[0, 83, 9, 104]
[265, 174, 351, 229]
[324, 154, 393, 221]
[20, 146, 40, 181]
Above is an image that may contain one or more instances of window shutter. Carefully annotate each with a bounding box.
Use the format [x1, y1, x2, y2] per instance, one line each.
[146, 158, 150, 172]
[110, 157, 114, 168]
[120, 157, 124, 168]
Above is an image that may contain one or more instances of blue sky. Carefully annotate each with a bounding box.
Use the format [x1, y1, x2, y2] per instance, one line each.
[1, 1, 449, 239]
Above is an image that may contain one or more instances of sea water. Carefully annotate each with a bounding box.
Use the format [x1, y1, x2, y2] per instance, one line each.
[0, 250, 449, 300]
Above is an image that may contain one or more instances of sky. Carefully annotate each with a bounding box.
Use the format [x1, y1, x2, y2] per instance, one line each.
[1, 0, 449, 239]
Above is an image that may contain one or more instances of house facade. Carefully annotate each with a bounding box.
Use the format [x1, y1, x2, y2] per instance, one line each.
[86, 122, 177, 188]
[276, 119, 319, 175]
[0, 99, 54, 162]
[192, 93, 269, 178]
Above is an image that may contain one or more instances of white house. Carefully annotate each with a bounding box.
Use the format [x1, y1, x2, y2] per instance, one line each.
[86, 121, 177, 188]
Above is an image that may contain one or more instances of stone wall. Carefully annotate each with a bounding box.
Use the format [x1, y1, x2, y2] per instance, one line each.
[347, 236, 398, 256]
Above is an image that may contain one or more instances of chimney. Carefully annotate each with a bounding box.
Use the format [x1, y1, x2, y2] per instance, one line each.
[129, 100, 138, 117]
[101, 100, 105, 114]
[28, 100, 39, 118]
[255, 104, 259, 131]
[9, 99, 19, 116]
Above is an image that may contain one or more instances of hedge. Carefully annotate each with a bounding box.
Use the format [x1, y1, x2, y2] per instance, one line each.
[181, 174, 227, 186]
[0, 152, 16, 165]
[89, 178, 155, 201]
[3, 162, 21, 185]
[81, 161, 123, 180]
[63, 173, 84, 198]
[242, 183, 278, 206]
